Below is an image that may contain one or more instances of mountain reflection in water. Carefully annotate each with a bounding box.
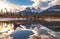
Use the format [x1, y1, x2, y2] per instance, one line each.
[0, 21, 60, 39]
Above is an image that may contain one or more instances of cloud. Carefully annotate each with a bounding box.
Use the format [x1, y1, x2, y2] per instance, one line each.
[31, 0, 40, 8]
[31, 0, 58, 10]
[56, 0, 60, 5]
[2, 0, 34, 9]
[0, 0, 59, 10]
[0, 0, 5, 1]
[0, 0, 25, 12]
[31, 0, 51, 9]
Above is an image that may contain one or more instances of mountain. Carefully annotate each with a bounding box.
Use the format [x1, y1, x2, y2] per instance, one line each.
[20, 7, 41, 16]
[20, 5, 60, 16]
[40, 5, 60, 15]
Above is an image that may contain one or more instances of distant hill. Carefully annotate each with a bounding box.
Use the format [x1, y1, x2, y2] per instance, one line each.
[40, 5, 60, 15]
[20, 7, 41, 16]
[20, 5, 60, 16]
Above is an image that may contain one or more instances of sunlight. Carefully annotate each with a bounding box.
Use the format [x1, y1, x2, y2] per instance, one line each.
[0, 2, 11, 12]
[0, 4, 9, 8]
[0, 1, 21, 13]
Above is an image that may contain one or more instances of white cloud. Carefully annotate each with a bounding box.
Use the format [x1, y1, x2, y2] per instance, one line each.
[0, 0, 60, 10]
[0, 0, 25, 12]
[31, 0, 59, 10]
[56, 0, 60, 5]
[31, 0, 50, 9]
[0, 0, 5, 1]
[31, 0, 40, 8]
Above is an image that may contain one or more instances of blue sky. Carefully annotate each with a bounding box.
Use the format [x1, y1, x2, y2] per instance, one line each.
[0, 0, 56, 10]
[7, 0, 34, 6]
[7, 0, 53, 7]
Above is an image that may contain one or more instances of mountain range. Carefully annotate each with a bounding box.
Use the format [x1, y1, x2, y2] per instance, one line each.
[0, 2, 60, 16]
[40, 5, 60, 15]
[20, 5, 60, 16]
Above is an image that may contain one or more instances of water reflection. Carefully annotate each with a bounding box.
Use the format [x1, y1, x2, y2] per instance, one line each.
[0, 21, 60, 39]
[11, 30, 34, 39]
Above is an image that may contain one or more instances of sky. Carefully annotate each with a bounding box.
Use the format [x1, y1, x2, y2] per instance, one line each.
[0, 0, 59, 10]
[0, 0, 56, 6]
[6, 0, 53, 6]
[7, 0, 34, 6]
